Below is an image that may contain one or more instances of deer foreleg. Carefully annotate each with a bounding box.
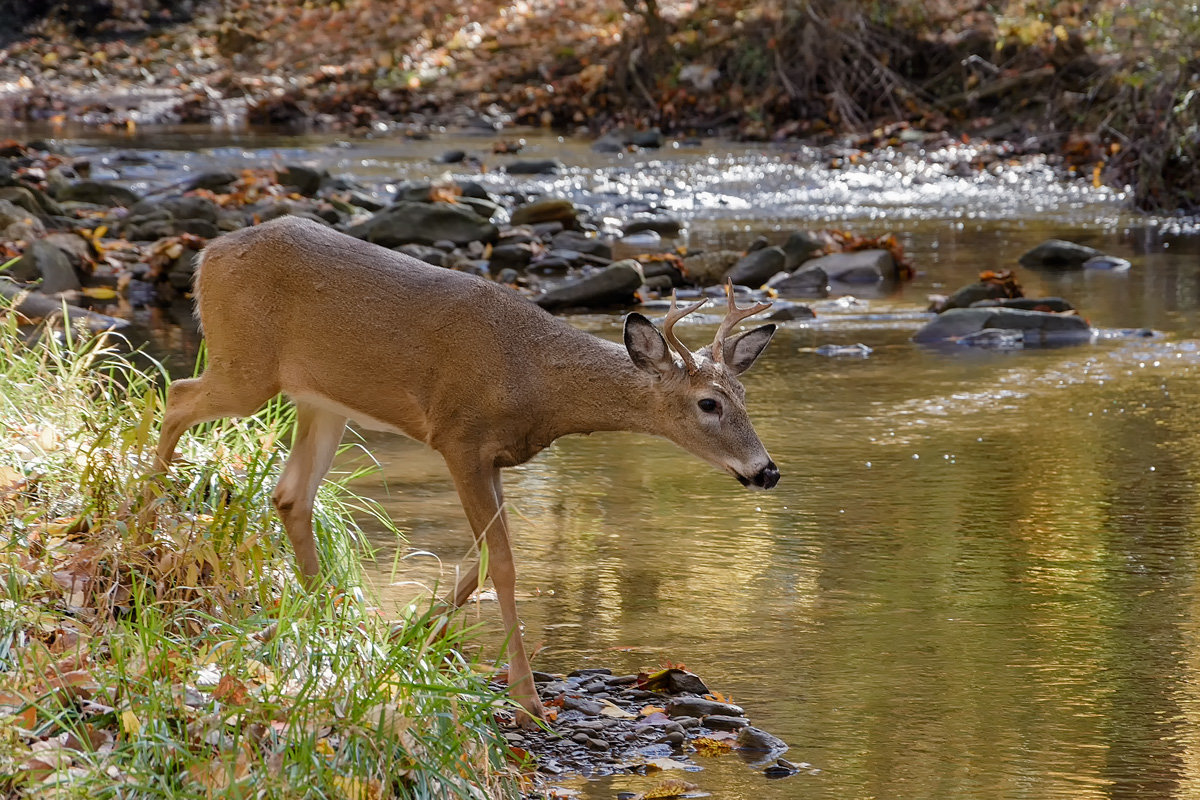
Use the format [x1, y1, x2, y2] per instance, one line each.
[446, 460, 543, 726]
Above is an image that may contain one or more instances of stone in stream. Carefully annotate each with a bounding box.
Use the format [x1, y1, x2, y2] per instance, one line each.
[804, 249, 895, 283]
[726, 246, 787, 288]
[0, 184, 63, 218]
[57, 180, 140, 207]
[971, 297, 1075, 313]
[665, 696, 745, 719]
[535, 260, 644, 311]
[1082, 254, 1132, 271]
[782, 230, 825, 269]
[768, 264, 829, 298]
[511, 198, 578, 227]
[393, 243, 446, 267]
[275, 165, 326, 196]
[704, 714, 750, 731]
[624, 216, 684, 237]
[1018, 238, 1105, 269]
[346, 201, 499, 247]
[504, 159, 562, 175]
[912, 307, 1093, 346]
[682, 250, 740, 286]
[737, 725, 789, 754]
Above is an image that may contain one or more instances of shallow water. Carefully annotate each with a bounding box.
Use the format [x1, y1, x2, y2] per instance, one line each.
[15, 125, 1200, 798]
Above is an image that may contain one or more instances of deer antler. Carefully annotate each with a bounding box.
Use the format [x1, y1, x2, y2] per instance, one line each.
[711, 281, 771, 366]
[663, 292, 708, 375]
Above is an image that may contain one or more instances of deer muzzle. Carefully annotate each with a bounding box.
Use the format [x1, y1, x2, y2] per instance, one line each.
[736, 459, 780, 490]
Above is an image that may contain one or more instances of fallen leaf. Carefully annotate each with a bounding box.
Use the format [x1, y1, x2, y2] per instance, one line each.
[599, 699, 636, 719]
[213, 674, 250, 706]
[120, 709, 142, 738]
[640, 705, 666, 717]
[645, 757, 693, 771]
[80, 287, 118, 300]
[692, 736, 733, 756]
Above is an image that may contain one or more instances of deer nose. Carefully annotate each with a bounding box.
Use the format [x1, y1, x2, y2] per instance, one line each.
[753, 460, 779, 489]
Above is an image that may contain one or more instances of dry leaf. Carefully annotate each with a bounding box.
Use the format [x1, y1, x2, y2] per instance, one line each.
[120, 709, 142, 737]
[213, 674, 250, 705]
[81, 287, 118, 300]
[692, 736, 733, 756]
[332, 775, 386, 800]
[645, 757, 692, 771]
[598, 699, 636, 719]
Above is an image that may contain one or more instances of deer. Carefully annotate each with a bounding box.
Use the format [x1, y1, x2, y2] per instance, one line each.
[150, 215, 780, 726]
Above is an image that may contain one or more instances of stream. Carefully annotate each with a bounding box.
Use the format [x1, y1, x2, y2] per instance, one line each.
[12, 125, 1200, 799]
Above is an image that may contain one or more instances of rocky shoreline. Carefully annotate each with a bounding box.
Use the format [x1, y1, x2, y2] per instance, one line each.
[497, 665, 802, 797]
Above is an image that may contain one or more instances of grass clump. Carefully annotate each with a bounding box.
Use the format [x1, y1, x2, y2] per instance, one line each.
[0, 304, 516, 799]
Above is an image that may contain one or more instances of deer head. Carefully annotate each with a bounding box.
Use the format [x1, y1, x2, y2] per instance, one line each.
[623, 283, 780, 490]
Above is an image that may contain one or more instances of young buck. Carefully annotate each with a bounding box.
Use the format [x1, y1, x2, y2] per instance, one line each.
[152, 216, 780, 724]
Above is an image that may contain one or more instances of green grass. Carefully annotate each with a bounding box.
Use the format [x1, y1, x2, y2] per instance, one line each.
[0, 302, 517, 799]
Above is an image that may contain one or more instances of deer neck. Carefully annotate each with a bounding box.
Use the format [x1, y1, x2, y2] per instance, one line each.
[536, 335, 661, 442]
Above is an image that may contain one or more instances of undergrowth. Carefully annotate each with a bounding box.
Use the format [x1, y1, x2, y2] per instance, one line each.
[0, 303, 516, 799]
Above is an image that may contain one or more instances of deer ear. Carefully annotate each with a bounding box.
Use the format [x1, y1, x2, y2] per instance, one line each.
[721, 324, 776, 375]
[624, 313, 676, 376]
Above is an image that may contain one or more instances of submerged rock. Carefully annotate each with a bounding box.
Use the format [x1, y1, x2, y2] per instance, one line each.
[768, 264, 828, 297]
[804, 249, 895, 284]
[913, 307, 1093, 346]
[1018, 238, 1104, 269]
[510, 198, 577, 227]
[781, 230, 825, 269]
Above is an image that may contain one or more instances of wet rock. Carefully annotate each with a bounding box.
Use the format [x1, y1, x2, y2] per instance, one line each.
[346, 201, 499, 247]
[912, 307, 1093, 345]
[57, 180, 140, 207]
[562, 696, 604, 716]
[489, 243, 536, 271]
[737, 726, 789, 754]
[971, 297, 1074, 313]
[457, 195, 503, 221]
[7, 238, 81, 294]
[504, 159, 562, 175]
[276, 165, 326, 196]
[782, 230, 825, 269]
[612, 230, 664, 260]
[624, 216, 683, 237]
[727, 246, 787, 288]
[0, 198, 45, 240]
[682, 250, 741, 286]
[437, 149, 467, 164]
[186, 171, 237, 192]
[535, 260, 644, 311]
[0, 184, 63, 217]
[586, 737, 610, 750]
[592, 134, 625, 153]
[666, 697, 745, 718]
[805, 249, 894, 283]
[656, 730, 685, 746]
[704, 715, 750, 731]
[394, 243, 446, 267]
[1083, 254, 1132, 271]
[631, 128, 665, 148]
[0, 280, 128, 335]
[127, 218, 220, 240]
[551, 230, 612, 260]
[940, 280, 1019, 311]
[765, 762, 797, 779]
[529, 256, 574, 275]
[768, 264, 829, 297]
[40, 232, 93, 272]
[1018, 238, 1105, 269]
[136, 195, 220, 224]
[510, 198, 577, 227]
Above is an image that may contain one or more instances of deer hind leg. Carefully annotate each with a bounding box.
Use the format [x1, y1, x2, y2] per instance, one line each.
[272, 403, 347, 584]
[154, 374, 280, 473]
[446, 460, 544, 726]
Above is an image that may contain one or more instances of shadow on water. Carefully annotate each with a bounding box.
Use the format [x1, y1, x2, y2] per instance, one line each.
[13, 125, 1200, 799]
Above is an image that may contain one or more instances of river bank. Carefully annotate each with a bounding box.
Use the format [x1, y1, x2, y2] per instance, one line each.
[4, 0, 1199, 213]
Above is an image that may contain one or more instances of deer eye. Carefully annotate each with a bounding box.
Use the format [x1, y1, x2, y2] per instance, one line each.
[698, 398, 721, 414]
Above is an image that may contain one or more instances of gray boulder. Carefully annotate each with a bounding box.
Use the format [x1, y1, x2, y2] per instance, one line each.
[57, 180, 140, 207]
[624, 216, 683, 237]
[912, 307, 1092, 345]
[1018, 239, 1104, 269]
[551, 230, 613, 260]
[393, 243, 446, 267]
[346, 201, 499, 247]
[971, 297, 1074, 313]
[510, 198, 577, 227]
[0, 185, 62, 217]
[666, 697, 745, 718]
[766, 301, 816, 321]
[535, 260, 644, 311]
[768, 264, 828, 298]
[806, 249, 895, 283]
[275, 165, 326, 196]
[504, 159, 561, 175]
[726, 246, 787, 288]
[782, 230, 824, 269]
[488, 243, 535, 271]
[5, 239, 81, 294]
[682, 250, 740, 286]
